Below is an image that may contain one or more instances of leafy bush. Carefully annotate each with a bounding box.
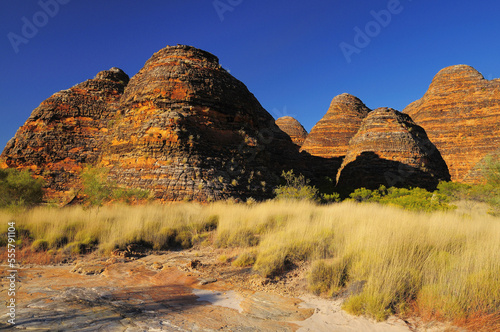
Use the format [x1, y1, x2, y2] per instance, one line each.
[381, 187, 453, 212]
[482, 155, 500, 187]
[274, 170, 319, 202]
[80, 166, 112, 206]
[0, 168, 44, 208]
[437, 156, 500, 215]
[321, 193, 341, 203]
[437, 181, 474, 201]
[349, 186, 385, 203]
[81, 166, 150, 206]
[348, 186, 453, 212]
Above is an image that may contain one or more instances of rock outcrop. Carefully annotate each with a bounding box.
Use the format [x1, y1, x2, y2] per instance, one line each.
[405, 65, 500, 183]
[275, 116, 308, 148]
[1, 45, 303, 203]
[336, 108, 450, 193]
[300, 93, 371, 158]
[1, 68, 129, 200]
[100, 45, 299, 201]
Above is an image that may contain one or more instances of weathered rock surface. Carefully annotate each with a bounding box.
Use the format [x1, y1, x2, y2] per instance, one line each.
[336, 108, 450, 192]
[0, 251, 415, 331]
[1, 45, 301, 202]
[1, 67, 129, 200]
[276, 116, 308, 148]
[405, 65, 500, 183]
[300, 93, 371, 158]
[101, 45, 300, 201]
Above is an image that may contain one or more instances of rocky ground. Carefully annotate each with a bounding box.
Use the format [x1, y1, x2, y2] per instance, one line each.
[1, 247, 461, 331]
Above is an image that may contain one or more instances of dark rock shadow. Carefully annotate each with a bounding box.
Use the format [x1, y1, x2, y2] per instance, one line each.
[336, 151, 449, 195]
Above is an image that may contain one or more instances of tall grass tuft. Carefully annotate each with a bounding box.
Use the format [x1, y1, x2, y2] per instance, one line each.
[209, 200, 500, 325]
[1, 200, 498, 328]
[1, 203, 215, 253]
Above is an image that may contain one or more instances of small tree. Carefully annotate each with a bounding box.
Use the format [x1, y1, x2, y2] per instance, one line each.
[274, 170, 319, 201]
[80, 166, 113, 207]
[482, 155, 500, 187]
[0, 168, 44, 208]
[80, 165, 150, 206]
[482, 156, 500, 215]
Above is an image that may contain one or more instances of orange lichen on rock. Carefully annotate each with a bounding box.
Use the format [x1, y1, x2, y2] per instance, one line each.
[275, 116, 308, 148]
[300, 93, 371, 158]
[100, 45, 300, 202]
[405, 65, 500, 183]
[1, 67, 129, 202]
[336, 108, 450, 192]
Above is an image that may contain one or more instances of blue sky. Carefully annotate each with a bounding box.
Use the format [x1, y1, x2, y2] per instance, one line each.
[1, 0, 500, 151]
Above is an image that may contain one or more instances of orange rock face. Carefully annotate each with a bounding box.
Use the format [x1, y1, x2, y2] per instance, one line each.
[1, 68, 129, 200]
[101, 45, 299, 201]
[275, 116, 308, 148]
[300, 93, 371, 158]
[1, 45, 301, 203]
[405, 65, 500, 183]
[336, 108, 450, 192]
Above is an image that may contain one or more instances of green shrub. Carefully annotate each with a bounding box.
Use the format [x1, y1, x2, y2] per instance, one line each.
[81, 166, 150, 206]
[381, 187, 453, 212]
[321, 192, 341, 203]
[0, 168, 44, 207]
[112, 187, 150, 203]
[349, 186, 385, 203]
[81, 166, 112, 206]
[482, 155, 500, 187]
[349, 186, 453, 212]
[437, 156, 500, 215]
[274, 170, 319, 202]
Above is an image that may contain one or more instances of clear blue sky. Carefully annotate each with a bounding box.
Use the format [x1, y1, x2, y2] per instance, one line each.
[2, 0, 500, 151]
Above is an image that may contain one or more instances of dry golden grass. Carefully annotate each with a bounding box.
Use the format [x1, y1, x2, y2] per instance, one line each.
[1, 203, 214, 253]
[1, 200, 499, 327]
[209, 200, 500, 325]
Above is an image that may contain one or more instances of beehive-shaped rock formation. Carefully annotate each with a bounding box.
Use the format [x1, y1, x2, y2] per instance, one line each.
[275, 116, 308, 148]
[1, 68, 129, 199]
[300, 93, 371, 158]
[336, 108, 450, 192]
[405, 65, 500, 183]
[101, 45, 299, 201]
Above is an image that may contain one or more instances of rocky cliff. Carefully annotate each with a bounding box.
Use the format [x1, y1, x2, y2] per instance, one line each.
[336, 108, 450, 193]
[100, 45, 299, 201]
[275, 116, 308, 148]
[300, 93, 371, 158]
[1, 68, 129, 200]
[6, 49, 491, 203]
[405, 65, 500, 183]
